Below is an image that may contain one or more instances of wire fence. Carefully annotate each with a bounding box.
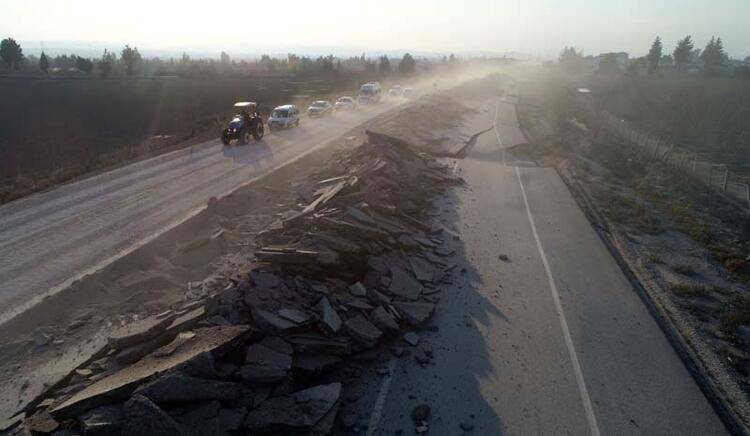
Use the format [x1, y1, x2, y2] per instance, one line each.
[593, 110, 750, 211]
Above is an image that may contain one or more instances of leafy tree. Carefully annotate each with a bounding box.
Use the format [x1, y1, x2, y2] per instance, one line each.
[398, 53, 416, 75]
[75, 56, 93, 74]
[99, 49, 115, 78]
[0, 37, 24, 70]
[121, 45, 142, 76]
[701, 36, 726, 72]
[647, 36, 662, 74]
[558, 47, 583, 74]
[378, 56, 391, 75]
[673, 35, 694, 70]
[220, 51, 230, 64]
[39, 51, 49, 75]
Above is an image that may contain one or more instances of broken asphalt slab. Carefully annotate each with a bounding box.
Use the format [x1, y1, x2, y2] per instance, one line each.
[51, 326, 251, 419]
[243, 383, 341, 434]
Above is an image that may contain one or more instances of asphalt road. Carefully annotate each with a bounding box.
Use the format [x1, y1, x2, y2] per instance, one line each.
[0, 101, 401, 325]
[361, 98, 727, 435]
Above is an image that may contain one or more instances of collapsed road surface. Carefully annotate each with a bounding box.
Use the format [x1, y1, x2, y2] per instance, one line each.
[350, 96, 728, 435]
[0, 101, 400, 324]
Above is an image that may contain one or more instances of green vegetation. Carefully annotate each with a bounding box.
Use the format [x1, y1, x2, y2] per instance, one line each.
[646, 36, 662, 75]
[673, 36, 694, 70]
[0, 37, 24, 69]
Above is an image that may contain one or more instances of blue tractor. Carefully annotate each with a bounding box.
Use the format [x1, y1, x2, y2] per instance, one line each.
[221, 102, 265, 145]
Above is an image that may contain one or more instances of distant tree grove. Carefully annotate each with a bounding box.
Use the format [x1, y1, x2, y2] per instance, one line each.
[558, 34, 743, 78]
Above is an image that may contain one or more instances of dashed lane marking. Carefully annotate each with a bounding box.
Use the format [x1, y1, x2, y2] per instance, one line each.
[366, 358, 397, 436]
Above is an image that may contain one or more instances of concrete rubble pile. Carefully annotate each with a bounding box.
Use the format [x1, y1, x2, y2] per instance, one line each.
[7, 131, 463, 436]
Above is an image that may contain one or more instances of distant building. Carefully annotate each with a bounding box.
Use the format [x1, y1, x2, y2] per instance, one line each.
[589, 52, 629, 71]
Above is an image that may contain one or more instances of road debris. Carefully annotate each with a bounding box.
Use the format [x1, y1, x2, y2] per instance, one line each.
[9, 131, 461, 435]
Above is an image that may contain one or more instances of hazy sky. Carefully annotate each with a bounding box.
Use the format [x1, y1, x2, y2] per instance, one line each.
[3, 0, 749, 58]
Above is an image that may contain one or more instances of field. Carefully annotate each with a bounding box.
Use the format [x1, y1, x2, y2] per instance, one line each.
[588, 75, 750, 162]
[0, 74, 362, 202]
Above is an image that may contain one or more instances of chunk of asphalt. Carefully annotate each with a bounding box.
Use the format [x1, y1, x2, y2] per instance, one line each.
[315, 296, 342, 335]
[243, 383, 341, 434]
[120, 395, 188, 436]
[250, 308, 298, 333]
[343, 314, 383, 348]
[240, 342, 293, 385]
[108, 313, 176, 350]
[51, 326, 251, 419]
[403, 332, 420, 347]
[349, 281, 368, 297]
[393, 302, 435, 326]
[388, 267, 422, 301]
[371, 306, 400, 333]
[135, 373, 244, 404]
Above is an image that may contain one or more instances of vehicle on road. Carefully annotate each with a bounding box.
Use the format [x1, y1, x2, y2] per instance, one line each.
[268, 105, 300, 131]
[358, 82, 382, 104]
[388, 85, 403, 97]
[334, 96, 357, 111]
[307, 100, 333, 117]
[221, 102, 264, 145]
[403, 87, 414, 98]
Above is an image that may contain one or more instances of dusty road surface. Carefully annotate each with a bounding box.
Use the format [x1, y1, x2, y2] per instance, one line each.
[0, 102, 400, 324]
[353, 97, 727, 435]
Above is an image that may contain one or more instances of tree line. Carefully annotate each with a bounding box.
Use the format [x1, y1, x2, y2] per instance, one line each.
[559, 35, 748, 77]
[0, 37, 435, 79]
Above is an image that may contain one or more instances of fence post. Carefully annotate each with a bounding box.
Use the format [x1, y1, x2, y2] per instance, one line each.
[722, 167, 729, 193]
[691, 155, 697, 174]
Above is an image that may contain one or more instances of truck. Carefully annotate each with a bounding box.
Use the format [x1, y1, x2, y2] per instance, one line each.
[358, 82, 382, 104]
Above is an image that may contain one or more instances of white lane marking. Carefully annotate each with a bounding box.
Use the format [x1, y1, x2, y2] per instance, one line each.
[366, 358, 397, 436]
[514, 166, 602, 436]
[493, 101, 506, 166]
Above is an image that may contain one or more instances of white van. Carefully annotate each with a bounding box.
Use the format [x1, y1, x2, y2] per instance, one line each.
[358, 82, 382, 104]
[267, 105, 300, 130]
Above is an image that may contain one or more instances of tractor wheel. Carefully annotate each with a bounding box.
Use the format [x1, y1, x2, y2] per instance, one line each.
[252, 123, 264, 140]
[240, 130, 251, 145]
[221, 129, 231, 146]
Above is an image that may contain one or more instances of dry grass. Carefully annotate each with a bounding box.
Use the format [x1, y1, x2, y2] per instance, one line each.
[721, 297, 750, 339]
[669, 282, 712, 298]
[672, 264, 697, 277]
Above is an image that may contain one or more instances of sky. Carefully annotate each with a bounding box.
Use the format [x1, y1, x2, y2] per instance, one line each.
[3, 0, 749, 59]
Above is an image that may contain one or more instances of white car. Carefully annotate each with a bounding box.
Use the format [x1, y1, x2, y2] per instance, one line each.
[388, 85, 403, 97]
[334, 96, 357, 111]
[307, 100, 333, 117]
[267, 105, 300, 130]
[403, 87, 414, 98]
